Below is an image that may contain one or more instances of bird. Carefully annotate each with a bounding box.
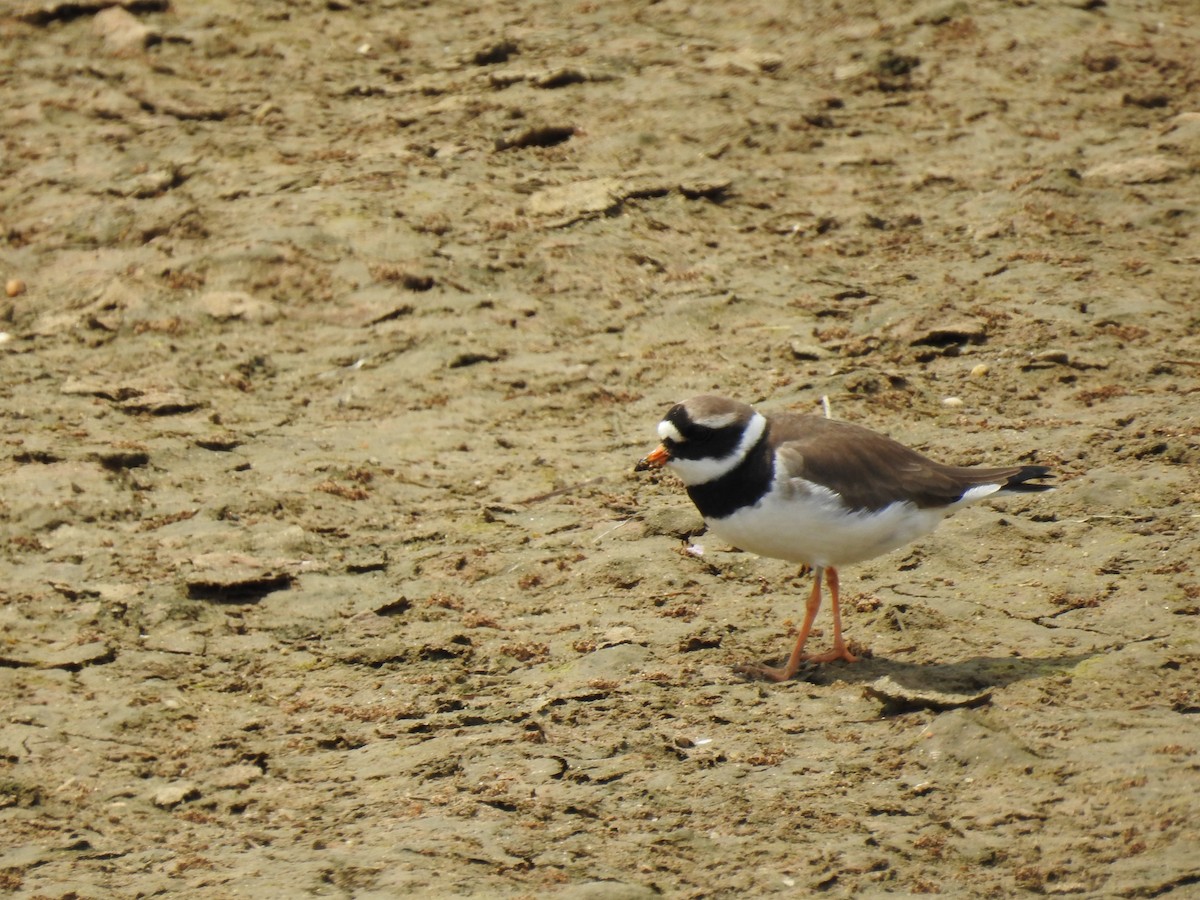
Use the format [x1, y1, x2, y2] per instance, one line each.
[635, 395, 1052, 681]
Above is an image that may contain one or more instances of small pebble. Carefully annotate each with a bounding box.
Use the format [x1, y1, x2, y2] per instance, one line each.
[1034, 349, 1071, 365]
[5, 278, 25, 297]
[969, 363, 990, 379]
[942, 396, 964, 408]
[152, 782, 199, 808]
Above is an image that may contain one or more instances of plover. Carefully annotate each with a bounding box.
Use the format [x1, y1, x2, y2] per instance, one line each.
[636, 395, 1052, 681]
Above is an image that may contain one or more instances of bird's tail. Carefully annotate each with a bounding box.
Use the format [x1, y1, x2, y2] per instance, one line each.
[1000, 465, 1054, 493]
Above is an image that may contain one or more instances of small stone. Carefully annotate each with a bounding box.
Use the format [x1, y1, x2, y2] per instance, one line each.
[865, 675, 992, 713]
[210, 764, 264, 789]
[42, 641, 114, 670]
[529, 67, 591, 89]
[185, 552, 295, 602]
[942, 396, 964, 408]
[198, 291, 280, 324]
[0, 640, 114, 670]
[152, 782, 200, 808]
[1033, 349, 1071, 365]
[833, 61, 871, 82]
[118, 389, 201, 416]
[526, 178, 623, 218]
[93, 6, 159, 54]
[1082, 156, 1183, 185]
[5, 278, 25, 297]
[702, 49, 784, 75]
[904, 316, 988, 347]
[61, 376, 140, 401]
[468, 38, 519, 66]
[194, 432, 242, 451]
[448, 350, 503, 369]
[789, 341, 827, 360]
[678, 176, 732, 201]
[642, 506, 703, 539]
[679, 628, 723, 652]
[969, 363, 990, 379]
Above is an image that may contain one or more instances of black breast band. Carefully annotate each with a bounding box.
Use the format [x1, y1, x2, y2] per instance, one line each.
[685, 427, 775, 520]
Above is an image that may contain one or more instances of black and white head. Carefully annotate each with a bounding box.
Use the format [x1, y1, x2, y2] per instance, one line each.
[636, 395, 767, 485]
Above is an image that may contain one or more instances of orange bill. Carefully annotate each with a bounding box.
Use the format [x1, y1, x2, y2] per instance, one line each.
[635, 444, 670, 471]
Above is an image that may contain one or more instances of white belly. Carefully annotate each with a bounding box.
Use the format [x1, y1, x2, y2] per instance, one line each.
[704, 484, 953, 568]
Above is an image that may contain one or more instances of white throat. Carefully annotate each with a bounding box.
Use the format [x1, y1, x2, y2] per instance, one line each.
[667, 412, 767, 486]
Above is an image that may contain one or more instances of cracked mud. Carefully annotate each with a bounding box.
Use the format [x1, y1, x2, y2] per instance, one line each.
[2, 1, 1199, 897]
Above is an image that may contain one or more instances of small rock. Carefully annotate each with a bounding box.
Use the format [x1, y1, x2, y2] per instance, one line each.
[969, 363, 990, 379]
[942, 396, 963, 408]
[494, 124, 575, 151]
[40, 641, 114, 670]
[642, 506, 703, 539]
[93, 6, 159, 54]
[904, 316, 988, 347]
[1082, 156, 1183, 184]
[185, 553, 295, 603]
[125, 86, 229, 121]
[678, 176, 732, 201]
[60, 376, 141, 401]
[702, 49, 783, 75]
[1067, 353, 1111, 370]
[5, 278, 25, 297]
[526, 178, 623, 218]
[210, 764, 264, 790]
[833, 61, 871, 82]
[467, 38, 518, 66]
[789, 340, 827, 361]
[529, 67, 591, 89]
[199, 291, 280, 324]
[866, 675, 992, 713]
[679, 629, 723, 652]
[0, 640, 114, 671]
[92, 448, 150, 471]
[1032, 349, 1071, 366]
[448, 350, 503, 369]
[487, 68, 528, 88]
[152, 782, 200, 808]
[194, 432, 242, 451]
[118, 389, 201, 416]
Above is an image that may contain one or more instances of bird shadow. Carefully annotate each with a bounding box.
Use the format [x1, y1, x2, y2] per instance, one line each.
[790, 650, 1098, 695]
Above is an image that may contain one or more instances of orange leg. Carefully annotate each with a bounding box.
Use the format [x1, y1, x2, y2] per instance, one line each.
[735, 565, 858, 682]
[803, 567, 859, 664]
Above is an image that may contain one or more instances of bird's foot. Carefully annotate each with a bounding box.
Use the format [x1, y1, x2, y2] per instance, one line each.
[734, 642, 867, 681]
[804, 643, 861, 664]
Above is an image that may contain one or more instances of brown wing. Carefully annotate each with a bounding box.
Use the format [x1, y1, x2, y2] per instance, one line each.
[770, 414, 1043, 512]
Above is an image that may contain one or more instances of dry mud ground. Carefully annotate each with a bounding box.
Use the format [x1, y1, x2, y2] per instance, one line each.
[2, 1, 1200, 897]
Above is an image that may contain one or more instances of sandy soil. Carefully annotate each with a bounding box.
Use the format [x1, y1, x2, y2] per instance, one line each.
[2, 1, 1199, 896]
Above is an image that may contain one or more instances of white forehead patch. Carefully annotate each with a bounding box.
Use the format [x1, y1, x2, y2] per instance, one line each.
[657, 420, 684, 443]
